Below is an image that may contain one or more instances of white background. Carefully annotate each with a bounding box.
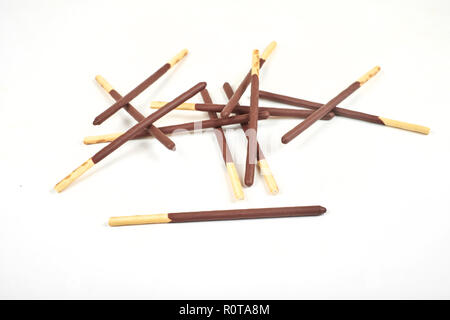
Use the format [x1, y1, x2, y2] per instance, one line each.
[1, 0, 449, 299]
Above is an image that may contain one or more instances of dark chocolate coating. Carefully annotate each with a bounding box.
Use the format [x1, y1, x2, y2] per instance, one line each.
[168, 205, 326, 223]
[108, 89, 175, 150]
[282, 82, 361, 144]
[220, 58, 266, 118]
[93, 63, 171, 125]
[194, 103, 334, 119]
[91, 82, 206, 163]
[245, 74, 259, 186]
[200, 89, 233, 163]
[223, 82, 265, 161]
[259, 90, 384, 124]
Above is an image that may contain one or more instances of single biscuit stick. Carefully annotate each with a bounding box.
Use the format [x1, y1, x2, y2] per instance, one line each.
[149, 101, 335, 119]
[93, 49, 188, 125]
[201, 88, 244, 200]
[220, 41, 276, 118]
[109, 205, 326, 226]
[244, 49, 260, 186]
[282, 66, 381, 144]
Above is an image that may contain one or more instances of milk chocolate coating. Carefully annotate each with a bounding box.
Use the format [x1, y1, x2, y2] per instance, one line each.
[108, 89, 175, 150]
[220, 58, 266, 118]
[93, 63, 171, 125]
[168, 205, 326, 223]
[200, 89, 233, 163]
[249, 75, 260, 130]
[223, 82, 265, 161]
[194, 103, 334, 119]
[245, 74, 260, 186]
[129, 111, 270, 140]
[282, 82, 361, 144]
[109, 90, 144, 121]
[259, 90, 383, 124]
[91, 82, 206, 163]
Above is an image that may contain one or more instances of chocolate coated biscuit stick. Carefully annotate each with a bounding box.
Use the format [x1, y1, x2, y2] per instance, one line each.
[201, 89, 244, 200]
[109, 205, 326, 226]
[93, 49, 188, 125]
[220, 41, 276, 118]
[150, 101, 335, 119]
[282, 66, 381, 144]
[244, 50, 260, 186]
